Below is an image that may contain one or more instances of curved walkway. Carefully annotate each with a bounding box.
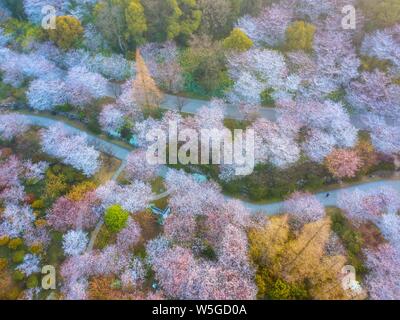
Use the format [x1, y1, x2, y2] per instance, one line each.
[17, 114, 400, 215]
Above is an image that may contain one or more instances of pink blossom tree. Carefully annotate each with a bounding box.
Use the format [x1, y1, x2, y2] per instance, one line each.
[98, 104, 124, 136]
[251, 118, 300, 168]
[47, 192, 100, 232]
[361, 24, 400, 72]
[236, 3, 293, 47]
[0, 113, 29, 141]
[364, 244, 400, 300]
[62, 230, 89, 256]
[40, 124, 101, 176]
[116, 217, 142, 252]
[27, 79, 67, 111]
[124, 150, 160, 182]
[283, 191, 326, 227]
[65, 66, 110, 107]
[140, 41, 183, 93]
[95, 180, 153, 213]
[325, 148, 363, 179]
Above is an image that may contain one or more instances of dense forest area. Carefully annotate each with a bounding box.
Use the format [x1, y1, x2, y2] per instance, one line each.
[0, 0, 400, 301]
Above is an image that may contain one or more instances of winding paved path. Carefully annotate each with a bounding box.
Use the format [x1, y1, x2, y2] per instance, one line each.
[16, 114, 400, 215]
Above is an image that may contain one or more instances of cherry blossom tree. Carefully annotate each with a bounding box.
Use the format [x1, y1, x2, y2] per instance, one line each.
[140, 41, 183, 93]
[0, 113, 29, 141]
[0, 204, 35, 238]
[22, 160, 49, 182]
[98, 104, 124, 136]
[124, 150, 160, 182]
[23, 0, 66, 24]
[116, 217, 142, 252]
[165, 169, 224, 216]
[236, 3, 294, 47]
[16, 254, 40, 276]
[62, 230, 89, 256]
[379, 214, 400, 250]
[164, 212, 197, 245]
[325, 148, 363, 179]
[47, 192, 100, 232]
[65, 66, 110, 107]
[88, 53, 133, 81]
[27, 79, 67, 111]
[278, 99, 358, 162]
[0, 48, 61, 87]
[40, 124, 101, 176]
[121, 257, 146, 289]
[251, 118, 300, 168]
[361, 24, 400, 72]
[346, 70, 400, 119]
[338, 187, 400, 225]
[364, 244, 400, 300]
[95, 180, 153, 213]
[283, 191, 326, 227]
[227, 48, 300, 105]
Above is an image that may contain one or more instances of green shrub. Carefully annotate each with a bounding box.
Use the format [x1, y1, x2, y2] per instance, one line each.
[261, 88, 275, 107]
[8, 238, 23, 250]
[12, 250, 25, 264]
[329, 208, 367, 276]
[13, 270, 25, 281]
[26, 275, 39, 289]
[0, 258, 7, 271]
[31, 199, 45, 210]
[0, 236, 10, 246]
[104, 205, 129, 233]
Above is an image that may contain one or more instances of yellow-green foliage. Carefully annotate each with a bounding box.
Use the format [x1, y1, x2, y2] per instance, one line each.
[29, 243, 43, 255]
[0, 236, 10, 246]
[66, 181, 96, 202]
[12, 250, 25, 264]
[31, 199, 45, 210]
[223, 28, 253, 52]
[13, 270, 24, 281]
[26, 275, 39, 289]
[8, 238, 23, 250]
[285, 21, 316, 52]
[48, 16, 84, 49]
[0, 258, 7, 271]
[104, 204, 129, 233]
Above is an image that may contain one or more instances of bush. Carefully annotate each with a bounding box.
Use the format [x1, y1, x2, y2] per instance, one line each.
[329, 208, 367, 276]
[26, 275, 39, 289]
[31, 199, 45, 210]
[12, 270, 24, 281]
[104, 205, 130, 233]
[285, 21, 316, 52]
[12, 250, 25, 264]
[261, 88, 275, 107]
[67, 181, 96, 202]
[29, 244, 43, 255]
[0, 258, 7, 271]
[48, 16, 84, 49]
[0, 236, 10, 246]
[8, 238, 23, 250]
[223, 28, 253, 52]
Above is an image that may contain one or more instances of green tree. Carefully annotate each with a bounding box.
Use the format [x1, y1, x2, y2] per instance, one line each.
[360, 0, 400, 30]
[285, 21, 316, 52]
[104, 205, 129, 233]
[180, 34, 228, 95]
[48, 16, 84, 50]
[240, 0, 272, 16]
[125, 0, 148, 45]
[94, 0, 147, 53]
[143, 0, 201, 43]
[2, 0, 25, 19]
[223, 28, 253, 51]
